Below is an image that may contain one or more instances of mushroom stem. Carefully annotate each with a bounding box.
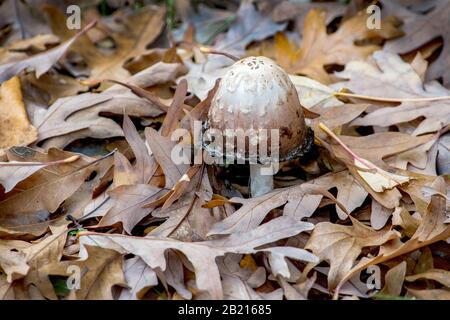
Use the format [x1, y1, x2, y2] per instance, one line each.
[250, 163, 274, 197]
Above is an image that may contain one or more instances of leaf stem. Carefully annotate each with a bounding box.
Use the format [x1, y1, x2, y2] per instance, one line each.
[318, 122, 374, 169]
[0, 155, 80, 167]
[334, 91, 450, 103]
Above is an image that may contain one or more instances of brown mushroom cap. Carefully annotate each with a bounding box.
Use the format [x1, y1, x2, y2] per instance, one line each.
[206, 56, 310, 162]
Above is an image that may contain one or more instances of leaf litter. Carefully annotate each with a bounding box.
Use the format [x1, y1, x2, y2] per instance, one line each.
[0, 0, 449, 300]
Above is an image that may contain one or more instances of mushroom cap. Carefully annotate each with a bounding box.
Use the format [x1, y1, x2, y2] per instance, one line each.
[206, 56, 309, 162]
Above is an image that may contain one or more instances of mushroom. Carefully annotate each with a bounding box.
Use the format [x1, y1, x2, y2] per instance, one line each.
[204, 56, 313, 197]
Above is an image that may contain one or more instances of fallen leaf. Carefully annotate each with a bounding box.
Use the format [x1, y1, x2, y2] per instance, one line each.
[44, 245, 126, 300]
[0, 34, 59, 65]
[172, 4, 234, 45]
[80, 216, 318, 299]
[289, 75, 344, 110]
[405, 269, 450, 288]
[272, 1, 346, 35]
[379, 261, 407, 297]
[3, 225, 68, 299]
[319, 123, 413, 194]
[305, 217, 399, 290]
[334, 177, 450, 297]
[383, 0, 450, 86]
[267, 10, 400, 83]
[0, 21, 95, 83]
[208, 183, 345, 235]
[0, 77, 37, 153]
[313, 170, 368, 220]
[0, 146, 79, 192]
[334, 51, 450, 135]
[36, 62, 185, 149]
[278, 273, 317, 300]
[145, 127, 190, 189]
[212, 0, 286, 66]
[311, 104, 369, 135]
[98, 184, 166, 233]
[371, 200, 394, 230]
[45, 5, 166, 82]
[392, 206, 420, 237]
[120, 115, 157, 185]
[0, 0, 52, 45]
[162, 251, 192, 299]
[0, 149, 107, 229]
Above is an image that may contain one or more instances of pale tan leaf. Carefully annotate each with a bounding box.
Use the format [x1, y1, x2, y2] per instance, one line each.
[379, 261, 407, 297]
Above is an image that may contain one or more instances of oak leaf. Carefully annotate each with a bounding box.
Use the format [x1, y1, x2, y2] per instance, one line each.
[43, 245, 126, 300]
[265, 10, 400, 83]
[0, 22, 94, 83]
[79, 216, 318, 299]
[383, 0, 450, 86]
[44, 5, 166, 82]
[1, 225, 68, 299]
[334, 177, 450, 297]
[36, 62, 184, 149]
[305, 217, 399, 290]
[0, 149, 106, 230]
[208, 183, 344, 235]
[334, 51, 450, 135]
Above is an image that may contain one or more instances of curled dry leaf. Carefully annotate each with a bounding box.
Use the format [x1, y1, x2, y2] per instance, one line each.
[319, 123, 412, 193]
[98, 184, 165, 233]
[216, 254, 275, 300]
[288, 75, 344, 110]
[379, 261, 407, 297]
[0, 225, 67, 300]
[313, 170, 368, 220]
[0, 77, 37, 154]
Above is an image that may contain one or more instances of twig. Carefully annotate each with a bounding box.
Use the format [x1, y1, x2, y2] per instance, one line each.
[199, 47, 239, 61]
[179, 41, 239, 62]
